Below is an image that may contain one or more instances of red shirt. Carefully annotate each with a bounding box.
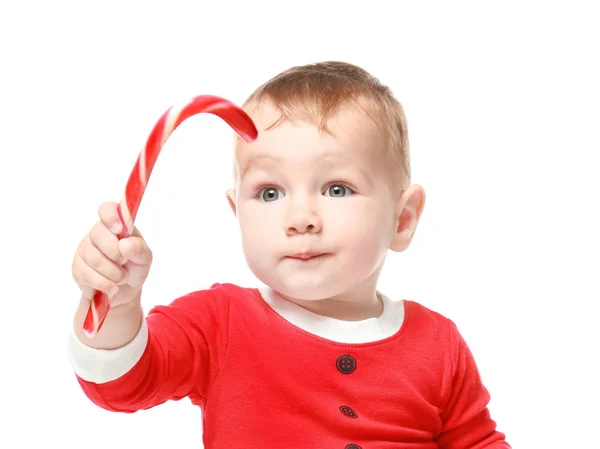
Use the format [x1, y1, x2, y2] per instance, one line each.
[73, 283, 510, 448]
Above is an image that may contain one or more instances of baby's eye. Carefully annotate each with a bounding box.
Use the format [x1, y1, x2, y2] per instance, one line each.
[324, 184, 352, 198]
[259, 187, 285, 202]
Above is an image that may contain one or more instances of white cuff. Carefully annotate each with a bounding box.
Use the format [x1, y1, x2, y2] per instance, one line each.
[66, 318, 148, 383]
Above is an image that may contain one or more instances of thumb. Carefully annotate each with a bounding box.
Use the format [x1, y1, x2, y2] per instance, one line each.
[118, 236, 153, 266]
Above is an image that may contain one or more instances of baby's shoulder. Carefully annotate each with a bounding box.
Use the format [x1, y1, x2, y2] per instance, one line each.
[401, 299, 458, 338]
[404, 299, 451, 322]
[170, 282, 243, 299]
[147, 282, 258, 326]
[166, 282, 258, 309]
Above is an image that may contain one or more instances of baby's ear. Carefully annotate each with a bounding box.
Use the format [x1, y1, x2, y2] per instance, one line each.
[389, 184, 426, 252]
[226, 189, 237, 216]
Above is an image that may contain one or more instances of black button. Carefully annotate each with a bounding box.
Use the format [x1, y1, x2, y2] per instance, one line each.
[339, 405, 358, 419]
[345, 445, 362, 449]
[336, 354, 356, 374]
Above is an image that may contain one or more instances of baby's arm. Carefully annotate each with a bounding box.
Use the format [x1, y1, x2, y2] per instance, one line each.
[436, 321, 511, 449]
[67, 288, 230, 412]
[68, 202, 229, 411]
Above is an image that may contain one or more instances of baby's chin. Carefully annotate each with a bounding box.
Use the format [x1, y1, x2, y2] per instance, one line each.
[261, 276, 347, 302]
[247, 258, 354, 301]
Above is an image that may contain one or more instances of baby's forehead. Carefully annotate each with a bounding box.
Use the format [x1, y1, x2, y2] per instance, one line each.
[235, 133, 383, 172]
[230, 99, 398, 184]
[243, 98, 379, 132]
[237, 100, 385, 153]
[233, 125, 392, 189]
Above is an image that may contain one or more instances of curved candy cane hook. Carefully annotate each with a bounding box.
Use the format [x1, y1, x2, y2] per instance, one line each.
[83, 95, 258, 338]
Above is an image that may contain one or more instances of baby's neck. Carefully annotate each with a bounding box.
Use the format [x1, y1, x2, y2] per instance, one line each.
[275, 290, 384, 322]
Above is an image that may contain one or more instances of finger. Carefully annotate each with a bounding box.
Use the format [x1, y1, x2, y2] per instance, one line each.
[129, 225, 142, 238]
[98, 201, 124, 235]
[78, 236, 128, 284]
[72, 254, 97, 300]
[74, 252, 121, 297]
[79, 285, 95, 301]
[89, 222, 125, 265]
[119, 237, 153, 266]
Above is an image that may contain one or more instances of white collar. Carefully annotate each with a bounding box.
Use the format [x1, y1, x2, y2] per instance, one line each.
[258, 287, 405, 344]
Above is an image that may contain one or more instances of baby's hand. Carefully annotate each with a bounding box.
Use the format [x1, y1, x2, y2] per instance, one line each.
[72, 202, 153, 308]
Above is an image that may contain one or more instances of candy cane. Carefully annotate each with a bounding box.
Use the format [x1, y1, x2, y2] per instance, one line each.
[82, 95, 258, 338]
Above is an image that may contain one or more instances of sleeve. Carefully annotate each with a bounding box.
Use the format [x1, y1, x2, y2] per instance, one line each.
[67, 284, 231, 413]
[67, 315, 149, 384]
[436, 320, 511, 449]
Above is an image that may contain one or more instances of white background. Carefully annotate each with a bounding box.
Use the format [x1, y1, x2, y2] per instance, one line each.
[1, 1, 599, 448]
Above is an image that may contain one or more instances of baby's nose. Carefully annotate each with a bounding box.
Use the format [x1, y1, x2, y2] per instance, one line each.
[285, 201, 322, 235]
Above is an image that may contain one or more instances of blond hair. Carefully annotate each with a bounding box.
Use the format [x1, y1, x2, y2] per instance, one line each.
[242, 61, 411, 188]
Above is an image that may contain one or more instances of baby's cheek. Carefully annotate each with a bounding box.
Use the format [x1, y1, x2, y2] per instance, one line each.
[347, 217, 391, 257]
[239, 220, 278, 260]
[240, 235, 271, 279]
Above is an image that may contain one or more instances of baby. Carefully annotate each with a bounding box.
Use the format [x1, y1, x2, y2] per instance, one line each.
[68, 61, 510, 448]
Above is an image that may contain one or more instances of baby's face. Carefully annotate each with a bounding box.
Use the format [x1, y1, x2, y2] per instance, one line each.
[229, 101, 401, 301]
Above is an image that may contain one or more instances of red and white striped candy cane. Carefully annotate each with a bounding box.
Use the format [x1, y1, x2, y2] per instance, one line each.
[82, 95, 258, 338]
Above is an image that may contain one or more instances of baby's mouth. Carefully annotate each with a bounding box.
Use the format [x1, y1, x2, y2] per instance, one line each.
[286, 252, 328, 261]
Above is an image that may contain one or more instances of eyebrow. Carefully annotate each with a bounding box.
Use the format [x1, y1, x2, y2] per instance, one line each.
[240, 151, 372, 184]
[240, 154, 282, 179]
[321, 152, 373, 185]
